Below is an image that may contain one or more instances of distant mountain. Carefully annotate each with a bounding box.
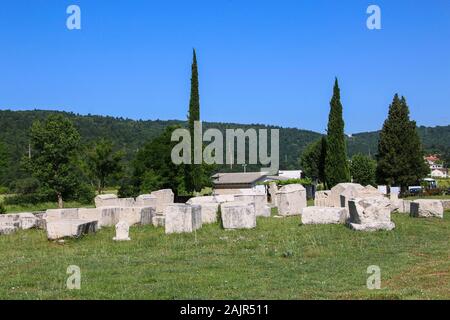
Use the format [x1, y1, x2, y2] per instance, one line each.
[0, 109, 449, 183]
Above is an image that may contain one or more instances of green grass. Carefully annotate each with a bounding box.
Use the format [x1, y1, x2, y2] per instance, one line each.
[3, 201, 94, 214]
[0, 211, 449, 300]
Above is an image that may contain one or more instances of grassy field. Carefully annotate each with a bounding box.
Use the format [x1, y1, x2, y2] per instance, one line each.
[0, 210, 449, 300]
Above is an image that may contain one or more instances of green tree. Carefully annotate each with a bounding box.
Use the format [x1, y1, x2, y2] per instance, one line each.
[30, 114, 81, 208]
[185, 49, 204, 193]
[376, 94, 429, 189]
[0, 141, 8, 187]
[87, 139, 124, 194]
[300, 137, 326, 183]
[350, 154, 376, 186]
[128, 125, 186, 196]
[325, 78, 350, 188]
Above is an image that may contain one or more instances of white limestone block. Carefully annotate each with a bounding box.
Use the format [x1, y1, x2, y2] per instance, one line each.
[314, 190, 332, 207]
[235, 192, 270, 217]
[113, 221, 131, 241]
[152, 214, 165, 227]
[46, 219, 98, 240]
[441, 200, 450, 211]
[198, 202, 220, 224]
[213, 194, 235, 203]
[220, 202, 256, 230]
[410, 200, 444, 218]
[164, 204, 202, 234]
[348, 197, 395, 231]
[330, 183, 364, 208]
[268, 182, 279, 206]
[187, 196, 217, 205]
[151, 189, 175, 213]
[276, 184, 307, 216]
[94, 194, 118, 207]
[135, 194, 157, 207]
[301, 207, 348, 225]
[0, 213, 37, 230]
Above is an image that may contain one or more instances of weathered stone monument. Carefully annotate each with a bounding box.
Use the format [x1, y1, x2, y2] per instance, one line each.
[151, 189, 175, 213]
[220, 202, 256, 230]
[46, 219, 98, 240]
[113, 221, 131, 241]
[135, 194, 157, 207]
[268, 182, 279, 206]
[330, 183, 365, 208]
[348, 197, 395, 231]
[164, 204, 202, 234]
[235, 192, 271, 217]
[94, 194, 119, 207]
[314, 190, 332, 207]
[301, 207, 348, 225]
[276, 184, 307, 216]
[410, 200, 444, 218]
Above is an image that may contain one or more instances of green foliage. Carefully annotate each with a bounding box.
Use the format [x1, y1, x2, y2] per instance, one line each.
[325, 79, 350, 188]
[262, 178, 313, 186]
[130, 126, 186, 196]
[0, 141, 9, 187]
[299, 137, 326, 183]
[86, 139, 124, 194]
[10, 177, 40, 195]
[29, 114, 83, 207]
[376, 95, 430, 189]
[350, 154, 376, 186]
[185, 49, 205, 193]
[0, 201, 6, 214]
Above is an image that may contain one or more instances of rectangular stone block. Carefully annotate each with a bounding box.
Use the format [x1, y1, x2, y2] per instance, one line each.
[348, 197, 395, 231]
[135, 194, 157, 207]
[44, 209, 79, 222]
[220, 202, 256, 230]
[152, 214, 165, 227]
[94, 194, 118, 207]
[151, 189, 175, 213]
[441, 200, 450, 211]
[0, 213, 38, 230]
[46, 219, 98, 240]
[276, 184, 307, 216]
[301, 207, 348, 225]
[235, 193, 270, 217]
[314, 190, 331, 207]
[410, 200, 444, 218]
[165, 204, 202, 234]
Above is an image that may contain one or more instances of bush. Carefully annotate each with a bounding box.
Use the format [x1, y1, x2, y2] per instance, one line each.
[263, 178, 313, 187]
[0, 201, 6, 214]
[0, 186, 8, 195]
[4, 193, 55, 205]
[10, 178, 40, 195]
[70, 184, 96, 205]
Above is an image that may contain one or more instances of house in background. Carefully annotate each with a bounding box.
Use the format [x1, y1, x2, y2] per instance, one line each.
[425, 155, 448, 178]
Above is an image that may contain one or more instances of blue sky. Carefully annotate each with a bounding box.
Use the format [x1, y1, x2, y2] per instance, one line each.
[0, 0, 449, 133]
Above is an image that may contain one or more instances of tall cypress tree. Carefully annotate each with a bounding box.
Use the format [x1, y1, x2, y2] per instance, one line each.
[376, 94, 429, 190]
[325, 78, 350, 188]
[186, 49, 203, 193]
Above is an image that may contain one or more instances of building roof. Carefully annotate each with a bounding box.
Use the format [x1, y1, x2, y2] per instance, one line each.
[212, 172, 268, 185]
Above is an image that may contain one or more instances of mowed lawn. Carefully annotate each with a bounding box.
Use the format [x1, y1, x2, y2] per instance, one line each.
[0, 211, 449, 300]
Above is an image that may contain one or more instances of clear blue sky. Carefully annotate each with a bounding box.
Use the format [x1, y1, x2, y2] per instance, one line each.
[0, 0, 449, 133]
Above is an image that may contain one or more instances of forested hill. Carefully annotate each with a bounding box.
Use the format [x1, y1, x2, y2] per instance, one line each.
[0, 109, 449, 175]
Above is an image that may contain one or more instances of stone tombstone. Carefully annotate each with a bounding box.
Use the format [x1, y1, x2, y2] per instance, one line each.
[220, 202, 256, 230]
[268, 182, 279, 206]
[135, 194, 157, 207]
[314, 190, 331, 207]
[235, 192, 271, 217]
[186, 197, 219, 224]
[301, 206, 348, 225]
[94, 194, 119, 208]
[441, 200, 450, 211]
[276, 184, 307, 216]
[151, 189, 175, 214]
[187, 196, 217, 205]
[164, 204, 202, 234]
[0, 213, 37, 230]
[44, 209, 79, 222]
[410, 200, 444, 219]
[377, 185, 388, 195]
[213, 194, 235, 204]
[113, 221, 131, 241]
[46, 219, 98, 240]
[347, 197, 395, 231]
[330, 183, 365, 208]
[390, 187, 400, 201]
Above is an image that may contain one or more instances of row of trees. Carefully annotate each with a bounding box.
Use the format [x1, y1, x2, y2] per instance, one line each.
[300, 81, 429, 190]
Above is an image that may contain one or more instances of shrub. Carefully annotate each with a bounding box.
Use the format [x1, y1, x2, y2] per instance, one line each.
[0, 186, 9, 195]
[0, 201, 6, 214]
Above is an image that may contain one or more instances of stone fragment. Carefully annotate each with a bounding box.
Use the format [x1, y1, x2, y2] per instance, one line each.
[94, 194, 118, 207]
[220, 202, 256, 230]
[0, 213, 37, 230]
[113, 221, 131, 241]
[152, 214, 165, 227]
[314, 190, 332, 207]
[410, 200, 444, 218]
[165, 204, 202, 234]
[348, 197, 395, 231]
[301, 206, 348, 225]
[235, 192, 271, 217]
[46, 219, 98, 240]
[151, 189, 175, 213]
[135, 194, 157, 207]
[275, 184, 307, 216]
[441, 200, 450, 211]
[330, 183, 365, 208]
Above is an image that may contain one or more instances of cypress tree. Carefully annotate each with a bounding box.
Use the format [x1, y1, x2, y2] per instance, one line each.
[325, 78, 350, 188]
[376, 94, 429, 190]
[186, 49, 203, 193]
